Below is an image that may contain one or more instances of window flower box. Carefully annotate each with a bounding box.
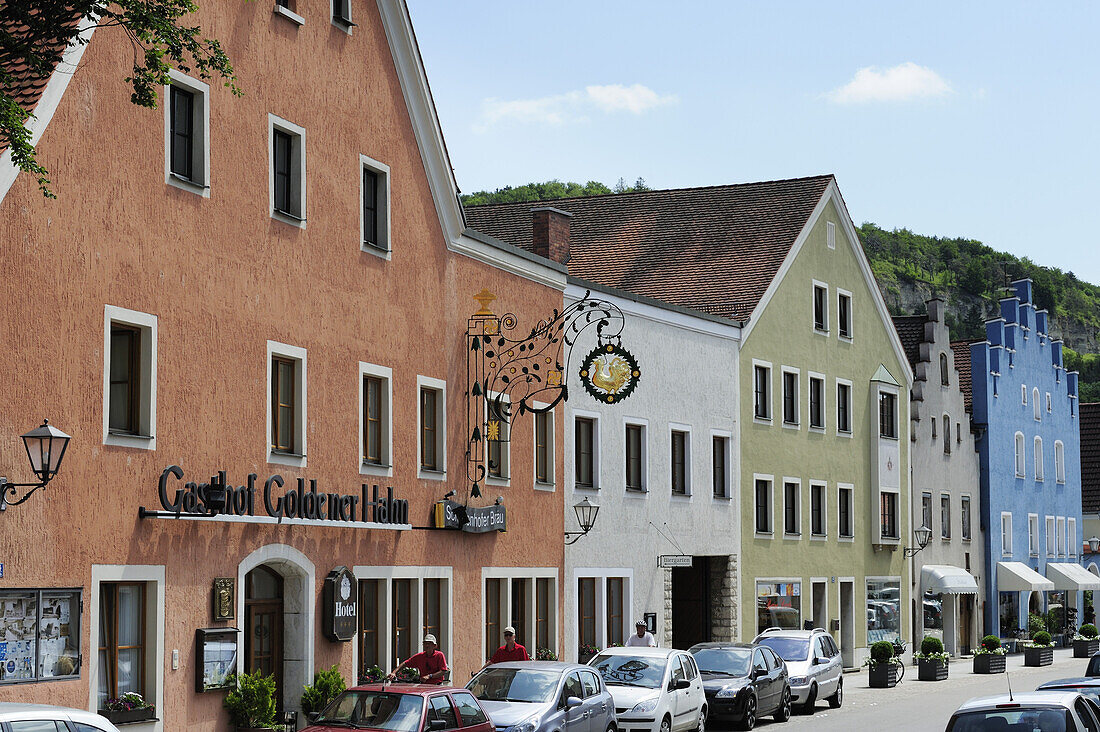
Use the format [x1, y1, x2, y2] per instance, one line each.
[99, 706, 156, 725]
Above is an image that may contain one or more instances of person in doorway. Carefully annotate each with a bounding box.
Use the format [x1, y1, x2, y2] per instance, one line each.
[389, 634, 448, 684]
[625, 620, 656, 647]
[485, 626, 530, 667]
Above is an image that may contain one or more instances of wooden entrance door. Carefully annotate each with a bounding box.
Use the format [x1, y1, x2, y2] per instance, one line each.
[959, 596, 973, 655]
[245, 565, 284, 709]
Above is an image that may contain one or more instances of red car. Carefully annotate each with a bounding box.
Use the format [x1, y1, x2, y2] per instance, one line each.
[303, 683, 494, 732]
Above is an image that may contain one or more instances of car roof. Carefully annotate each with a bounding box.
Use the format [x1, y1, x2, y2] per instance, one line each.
[688, 642, 757, 651]
[955, 692, 1085, 712]
[592, 646, 680, 657]
[476, 661, 590, 672]
[350, 684, 469, 695]
[754, 628, 824, 639]
[0, 703, 118, 725]
[1039, 678, 1100, 688]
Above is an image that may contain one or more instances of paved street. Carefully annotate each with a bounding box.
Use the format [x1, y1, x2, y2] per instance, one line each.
[729, 648, 1091, 732]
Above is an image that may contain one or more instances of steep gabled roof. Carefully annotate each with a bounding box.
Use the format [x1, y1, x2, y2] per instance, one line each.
[892, 314, 927, 370]
[951, 339, 982, 414]
[464, 175, 834, 321]
[1082, 403, 1100, 514]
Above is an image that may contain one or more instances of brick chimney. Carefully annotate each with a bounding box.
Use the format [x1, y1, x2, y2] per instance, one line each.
[531, 207, 572, 264]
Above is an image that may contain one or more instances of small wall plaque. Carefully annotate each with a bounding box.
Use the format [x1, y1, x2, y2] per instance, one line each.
[212, 578, 235, 621]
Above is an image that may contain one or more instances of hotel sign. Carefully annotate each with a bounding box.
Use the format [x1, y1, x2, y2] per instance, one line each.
[323, 567, 357, 642]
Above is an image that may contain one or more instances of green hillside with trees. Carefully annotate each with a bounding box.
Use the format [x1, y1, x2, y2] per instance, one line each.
[463, 180, 1100, 401]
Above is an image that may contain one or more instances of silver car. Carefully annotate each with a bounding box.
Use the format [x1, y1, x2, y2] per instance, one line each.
[753, 627, 842, 713]
[468, 661, 616, 732]
[0, 703, 124, 731]
[946, 692, 1100, 731]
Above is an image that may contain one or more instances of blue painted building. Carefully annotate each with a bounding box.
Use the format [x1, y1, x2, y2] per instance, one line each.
[967, 279, 1094, 638]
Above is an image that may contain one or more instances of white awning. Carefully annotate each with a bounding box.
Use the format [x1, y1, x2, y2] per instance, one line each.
[997, 561, 1056, 592]
[1045, 562, 1100, 591]
[921, 565, 979, 594]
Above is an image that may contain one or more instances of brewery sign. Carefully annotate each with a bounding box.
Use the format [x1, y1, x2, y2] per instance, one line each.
[433, 499, 506, 533]
[323, 566, 357, 642]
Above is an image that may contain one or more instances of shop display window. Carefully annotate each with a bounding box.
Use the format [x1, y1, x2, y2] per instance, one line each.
[756, 581, 800, 634]
[922, 590, 944, 642]
[0, 588, 81, 684]
[866, 579, 901, 644]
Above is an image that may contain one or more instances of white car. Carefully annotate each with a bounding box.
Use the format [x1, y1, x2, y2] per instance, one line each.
[753, 627, 842, 713]
[589, 647, 706, 732]
[945, 692, 1100, 731]
[0, 703, 124, 732]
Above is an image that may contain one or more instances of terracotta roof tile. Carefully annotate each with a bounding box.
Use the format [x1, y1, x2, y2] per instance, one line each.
[892, 315, 927, 370]
[1082, 403, 1100, 513]
[951, 339, 982, 414]
[465, 176, 835, 321]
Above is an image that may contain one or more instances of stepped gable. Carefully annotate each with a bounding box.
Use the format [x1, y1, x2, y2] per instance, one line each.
[1083, 403, 1100, 513]
[951, 338, 981, 413]
[892, 314, 927, 370]
[465, 175, 835, 321]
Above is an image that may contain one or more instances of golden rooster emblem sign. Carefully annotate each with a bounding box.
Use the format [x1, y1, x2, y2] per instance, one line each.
[580, 344, 641, 404]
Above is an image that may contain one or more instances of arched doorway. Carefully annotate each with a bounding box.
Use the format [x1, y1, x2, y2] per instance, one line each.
[246, 565, 284, 709]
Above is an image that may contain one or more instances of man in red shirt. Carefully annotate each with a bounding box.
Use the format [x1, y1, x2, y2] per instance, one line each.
[486, 626, 530, 667]
[390, 634, 448, 684]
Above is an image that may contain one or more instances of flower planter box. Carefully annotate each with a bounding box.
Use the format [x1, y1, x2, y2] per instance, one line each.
[1074, 639, 1099, 658]
[973, 654, 1006, 674]
[918, 659, 949, 681]
[868, 663, 898, 688]
[98, 707, 156, 725]
[1024, 646, 1054, 667]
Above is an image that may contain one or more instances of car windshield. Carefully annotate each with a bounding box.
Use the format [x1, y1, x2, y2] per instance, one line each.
[691, 648, 751, 677]
[946, 708, 1070, 732]
[468, 667, 562, 703]
[591, 654, 667, 689]
[756, 637, 810, 662]
[317, 691, 425, 731]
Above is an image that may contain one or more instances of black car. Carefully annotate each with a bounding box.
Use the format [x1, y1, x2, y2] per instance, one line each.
[688, 642, 790, 731]
[1088, 653, 1100, 677]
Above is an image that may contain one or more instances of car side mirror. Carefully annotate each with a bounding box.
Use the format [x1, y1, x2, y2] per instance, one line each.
[566, 696, 583, 709]
[307, 712, 320, 723]
[429, 720, 449, 731]
[672, 679, 691, 690]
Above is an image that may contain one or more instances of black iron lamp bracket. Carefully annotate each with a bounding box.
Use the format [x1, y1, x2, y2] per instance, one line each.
[0, 477, 51, 510]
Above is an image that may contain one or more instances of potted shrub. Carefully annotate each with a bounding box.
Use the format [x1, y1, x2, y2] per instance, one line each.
[973, 635, 1007, 674]
[99, 692, 156, 725]
[302, 665, 347, 722]
[865, 640, 899, 688]
[578, 643, 598, 663]
[916, 636, 949, 681]
[536, 647, 558, 661]
[1074, 624, 1100, 658]
[224, 670, 279, 732]
[1024, 631, 1054, 667]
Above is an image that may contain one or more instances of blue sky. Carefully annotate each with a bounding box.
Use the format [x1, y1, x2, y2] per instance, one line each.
[407, 1, 1100, 285]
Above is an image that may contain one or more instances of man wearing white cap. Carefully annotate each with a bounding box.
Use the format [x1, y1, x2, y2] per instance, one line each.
[625, 620, 656, 647]
[485, 625, 530, 667]
[389, 633, 448, 684]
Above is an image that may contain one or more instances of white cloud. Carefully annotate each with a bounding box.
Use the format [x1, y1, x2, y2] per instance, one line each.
[826, 62, 952, 104]
[475, 84, 676, 131]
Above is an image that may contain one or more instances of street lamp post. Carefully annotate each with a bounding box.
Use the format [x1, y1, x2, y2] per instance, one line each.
[0, 420, 71, 512]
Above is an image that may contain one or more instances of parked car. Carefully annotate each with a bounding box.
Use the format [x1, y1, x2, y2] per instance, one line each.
[467, 661, 615, 732]
[753, 627, 842, 713]
[0, 703, 124, 732]
[1086, 652, 1100, 677]
[688, 642, 790, 730]
[1038, 678, 1100, 706]
[944, 692, 1100, 731]
[303, 684, 493, 732]
[589, 646, 706, 732]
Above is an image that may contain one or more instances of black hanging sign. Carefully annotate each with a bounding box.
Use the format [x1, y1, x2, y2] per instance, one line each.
[323, 566, 357, 642]
[433, 499, 506, 533]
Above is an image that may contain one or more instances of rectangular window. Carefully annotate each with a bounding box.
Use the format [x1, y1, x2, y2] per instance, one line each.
[838, 486, 853, 538]
[753, 364, 771, 420]
[671, 430, 688, 495]
[169, 86, 194, 180]
[625, 423, 645, 491]
[360, 155, 391, 253]
[333, 0, 352, 23]
[921, 492, 933, 533]
[880, 492, 898, 539]
[164, 71, 209, 193]
[484, 578, 501, 662]
[104, 307, 157, 448]
[783, 481, 800, 535]
[941, 494, 951, 539]
[98, 583, 145, 705]
[810, 483, 825, 536]
[712, 435, 728, 498]
[535, 578, 552, 652]
[1002, 513, 1013, 555]
[757, 581, 801, 636]
[272, 356, 296, 453]
[813, 283, 828, 331]
[268, 340, 306, 465]
[510, 579, 528, 649]
[1046, 516, 1056, 557]
[1070, 518, 1077, 558]
[486, 398, 510, 481]
[879, 392, 897, 438]
[606, 578, 624, 646]
[273, 129, 292, 215]
[424, 578, 443, 650]
[269, 115, 306, 223]
[837, 382, 851, 433]
[865, 579, 901, 645]
[392, 579, 412, 668]
[363, 375, 384, 465]
[809, 376, 824, 429]
[358, 579, 381, 671]
[1057, 517, 1066, 557]
[578, 578, 596, 648]
[961, 496, 972, 541]
[838, 292, 852, 338]
[0, 589, 81, 685]
[575, 417, 595, 488]
[420, 387, 441, 472]
[1029, 514, 1040, 556]
[109, 325, 141, 434]
[535, 412, 551, 484]
[782, 371, 798, 424]
[755, 478, 773, 534]
[362, 168, 378, 245]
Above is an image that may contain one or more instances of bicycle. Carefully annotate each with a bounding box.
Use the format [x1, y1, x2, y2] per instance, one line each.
[891, 638, 907, 683]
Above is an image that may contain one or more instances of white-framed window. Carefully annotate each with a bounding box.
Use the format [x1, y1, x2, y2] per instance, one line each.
[485, 392, 511, 483]
[781, 367, 800, 426]
[812, 281, 829, 333]
[574, 569, 628, 658]
[1033, 388, 1041, 421]
[783, 478, 801, 537]
[1034, 436, 1044, 481]
[332, 0, 355, 31]
[810, 481, 827, 538]
[836, 379, 852, 435]
[1057, 517, 1066, 557]
[267, 341, 307, 467]
[1001, 512, 1013, 556]
[1047, 392, 1053, 413]
[878, 390, 898, 439]
[940, 493, 951, 539]
[1014, 432, 1026, 477]
[837, 288, 852, 339]
[164, 69, 210, 195]
[1069, 517, 1077, 557]
[572, 410, 600, 490]
[268, 114, 307, 225]
[355, 566, 454, 677]
[754, 474, 774, 536]
[711, 430, 731, 499]
[1021, 384, 1028, 405]
[103, 305, 158, 450]
[753, 361, 772, 422]
[921, 492, 933, 533]
[808, 373, 826, 430]
[961, 495, 972, 541]
[1046, 515, 1056, 558]
[826, 220, 836, 249]
[940, 353, 950, 386]
[1055, 440, 1066, 483]
[624, 418, 648, 493]
[943, 415, 952, 454]
[880, 491, 899, 540]
[1028, 513, 1039, 556]
[838, 483, 854, 539]
[670, 424, 692, 496]
[533, 407, 555, 489]
[359, 362, 392, 477]
[417, 376, 447, 479]
[360, 154, 391, 256]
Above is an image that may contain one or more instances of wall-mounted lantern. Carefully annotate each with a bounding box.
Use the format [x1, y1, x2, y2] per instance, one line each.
[0, 420, 71, 512]
[565, 497, 600, 545]
[903, 525, 933, 558]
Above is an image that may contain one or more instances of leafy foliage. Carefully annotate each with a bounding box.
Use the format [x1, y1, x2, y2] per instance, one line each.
[1030, 630, 1053, 648]
[301, 665, 347, 716]
[223, 670, 278, 729]
[975, 635, 1006, 655]
[535, 647, 558, 661]
[919, 635, 944, 656]
[0, 0, 240, 197]
[1076, 624, 1098, 640]
[870, 640, 895, 663]
[461, 178, 650, 207]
